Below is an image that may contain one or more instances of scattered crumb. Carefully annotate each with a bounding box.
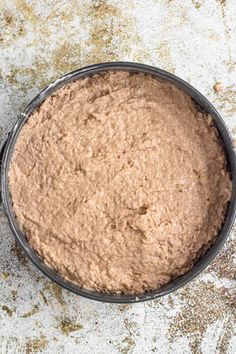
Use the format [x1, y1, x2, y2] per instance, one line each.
[40, 290, 49, 305]
[25, 334, 48, 354]
[50, 283, 65, 305]
[58, 319, 83, 335]
[2, 305, 15, 317]
[2, 271, 10, 279]
[12, 290, 18, 301]
[119, 304, 129, 312]
[21, 305, 40, 318]
[213, 82, 222, 93]
[168, 296, 174, 307]
[11, 242, 28, 266]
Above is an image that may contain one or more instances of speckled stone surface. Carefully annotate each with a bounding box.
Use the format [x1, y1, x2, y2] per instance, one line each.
[0, 1, 235, 353]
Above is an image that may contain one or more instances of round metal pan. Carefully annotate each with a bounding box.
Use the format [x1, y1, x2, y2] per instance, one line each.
[1, 62, 236, 303]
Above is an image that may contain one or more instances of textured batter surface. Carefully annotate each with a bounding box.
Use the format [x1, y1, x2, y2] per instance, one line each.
[1, 0, 236, 352]
[8, 71, 231, 293]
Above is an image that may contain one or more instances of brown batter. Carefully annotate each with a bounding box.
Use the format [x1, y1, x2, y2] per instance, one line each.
[8, 71, 232, 294]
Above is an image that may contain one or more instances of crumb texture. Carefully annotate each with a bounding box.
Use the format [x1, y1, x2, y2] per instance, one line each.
[8, 71, 232, 293]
